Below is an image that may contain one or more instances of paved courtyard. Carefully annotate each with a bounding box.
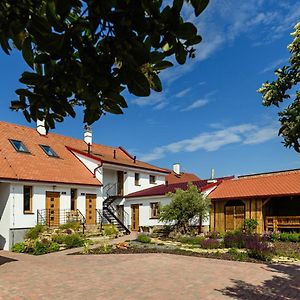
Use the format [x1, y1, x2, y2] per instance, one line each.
[0, 250, 300, 300]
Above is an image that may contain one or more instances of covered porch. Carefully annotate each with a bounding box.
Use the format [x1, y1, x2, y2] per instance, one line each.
[264, 196, 300, 232]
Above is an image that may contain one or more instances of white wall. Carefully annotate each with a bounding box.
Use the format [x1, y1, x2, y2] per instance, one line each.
[124, 193, 211, 228]
[124, 196, 170, 227]
[124, 171, 165, 195]
[0, 181, 102, 250]
[0, 183, 11, 250]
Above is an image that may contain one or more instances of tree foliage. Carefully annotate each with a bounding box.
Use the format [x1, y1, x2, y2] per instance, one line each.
[258, 22, 300, 152]
[159, 182, 211, 233]
[0, 0, 209, 130]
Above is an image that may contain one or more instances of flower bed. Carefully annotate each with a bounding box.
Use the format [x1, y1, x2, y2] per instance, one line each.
[12, 224, 87, 255]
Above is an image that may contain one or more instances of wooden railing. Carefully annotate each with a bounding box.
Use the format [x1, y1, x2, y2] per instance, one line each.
[265, 216, 300, 231]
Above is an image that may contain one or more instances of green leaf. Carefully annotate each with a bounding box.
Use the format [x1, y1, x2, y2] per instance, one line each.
[127, 72, 151, 96]
[19, 72, 42, 85]
[191, 0, 209, 17]
[175, 43, 186, 64]
[173, 0, 184, 12]
[151, 73, 162, 92]
[22, 37, 34, 69]
[154, 61, 174, 70]
[176, 22, 197, 40]
[23, 110, 32, 122]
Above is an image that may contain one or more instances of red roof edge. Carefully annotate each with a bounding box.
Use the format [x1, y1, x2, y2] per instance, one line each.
[119, 146, 134, 160]
[66, 146, 104, 163]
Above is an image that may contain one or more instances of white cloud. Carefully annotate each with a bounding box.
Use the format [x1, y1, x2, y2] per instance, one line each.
[260, 58, 287, 74]
[180, 90, 216, 112]
[175, 88, 191, 98]
[243, 126, 278, 145]
[181, 99, 209, 112]
[159, 0, 300, 83]
[140, 123, 278, 162]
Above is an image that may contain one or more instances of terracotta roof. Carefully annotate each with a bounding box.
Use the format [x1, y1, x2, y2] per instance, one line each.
[210, 169, 300, 200]
[166, 172, 201, 184]
[67, 147, 169, 174]
[126, 177, 233, 199]
[0, 121, 168, 186]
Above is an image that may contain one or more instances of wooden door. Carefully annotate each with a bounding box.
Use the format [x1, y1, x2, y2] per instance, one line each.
[117, 171, 124, 196]
[225, 205, 245, 231]
[46, 192, 60, 226]
[86, 194, 97, 225]
[235, 205, 245, 229]
[131, 204, 139, 231]
[225, 206, 234, 231]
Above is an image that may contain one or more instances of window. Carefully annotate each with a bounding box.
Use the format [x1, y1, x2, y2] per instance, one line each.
[134, 173, 140, 186]
[9, 139, 30, 153]
[40, 145, 59, 157]
[71, 189, 77, 211]
[23, 186, 32, 213]
[149, 175, 156, 184]
[150, 202, 160, 219]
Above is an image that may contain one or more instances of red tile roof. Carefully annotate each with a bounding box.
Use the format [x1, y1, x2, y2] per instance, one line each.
[126, 177, 233, 199]
[0, 121, 168, 186]
[210, 169, 300, 200]
[166, 172, 201, 184]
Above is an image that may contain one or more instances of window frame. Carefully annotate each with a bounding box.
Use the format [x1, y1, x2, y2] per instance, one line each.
[134, 173, 140, 186]
[39, 144, 59, 158]
[23, 186, 33, 214]
[9, 139, 30, 154]
[149, 175, 156, 184]
[150, 202, 160, 219]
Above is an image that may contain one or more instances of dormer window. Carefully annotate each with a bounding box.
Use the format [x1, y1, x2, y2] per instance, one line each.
[9, 139, 30, 153]
[40, 145, 59, 158]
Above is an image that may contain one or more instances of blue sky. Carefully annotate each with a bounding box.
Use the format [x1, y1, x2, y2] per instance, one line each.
[0, 0, 299, 179]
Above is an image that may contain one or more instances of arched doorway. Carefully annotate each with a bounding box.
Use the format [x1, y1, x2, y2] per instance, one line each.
[225, 200, 245, 231]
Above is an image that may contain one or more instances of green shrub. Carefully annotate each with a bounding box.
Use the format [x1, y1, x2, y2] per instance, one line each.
[228, 248, 249, 261]
[178, 236, 204, 245]
[12, 242, 27, 253]
[137, 234, 151, 243]
[59, 222, 80, 232]
[244, 219, 258, 234]
[102, 224, 119, 236]
[52, 234, 67, 244]
[64, 234, 85, 248]
[49, 242, 60, 252]
[25, 224, 46, 239]
[32, 239, 51, 255]
[280, 232, 300, 242]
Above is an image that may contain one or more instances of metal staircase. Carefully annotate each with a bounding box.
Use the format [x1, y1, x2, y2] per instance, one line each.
[101, 183, 130, 234]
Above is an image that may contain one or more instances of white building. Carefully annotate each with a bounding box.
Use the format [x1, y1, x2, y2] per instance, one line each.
[124, 169, 229, 232]
[0, 121, 169, 250]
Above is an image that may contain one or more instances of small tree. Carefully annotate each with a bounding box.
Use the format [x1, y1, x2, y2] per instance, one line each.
[159, 183, 211, 234]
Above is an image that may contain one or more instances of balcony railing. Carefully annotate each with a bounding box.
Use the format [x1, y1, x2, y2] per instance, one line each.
[265, 216, 300, 231]
[37, 209, 86, 233]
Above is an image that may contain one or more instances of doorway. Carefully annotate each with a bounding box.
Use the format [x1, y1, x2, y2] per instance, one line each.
[46, 192, 60, 226]
[131, 204, 139, 231]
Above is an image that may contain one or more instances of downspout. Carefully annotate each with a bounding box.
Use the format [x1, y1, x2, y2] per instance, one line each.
[93, 160, 103, 178]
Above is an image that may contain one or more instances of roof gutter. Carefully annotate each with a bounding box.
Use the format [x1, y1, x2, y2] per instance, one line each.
[93, 161, 103, 178]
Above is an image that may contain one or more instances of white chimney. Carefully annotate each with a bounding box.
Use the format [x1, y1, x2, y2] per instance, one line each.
[210, 168, 215, 179]
[37, 119, 46, 136]
[173, 163, 181, 175]
[84, 125, 92, 145]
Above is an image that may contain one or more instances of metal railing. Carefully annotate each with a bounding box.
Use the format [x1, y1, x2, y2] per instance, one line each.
[37, 209, 86, 233]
